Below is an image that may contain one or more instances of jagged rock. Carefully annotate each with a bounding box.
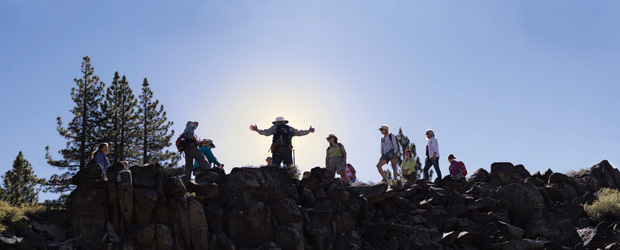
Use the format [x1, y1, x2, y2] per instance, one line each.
[72, 164, 106, 186]
[155, 224, 174, 250]
[225, 167, 298, 211]
[117, 168, 133, 235]
[467, 168, 489, 183]
[204, 204, 224, 233]
[130, 223, 155, 249]
[499, 221, 523, 240]
[36, 161, 619, 250]
[130, 164, 163, 189]
[67, 177, 106, 248]
[456, 231, 481, 244]
[271, 198, 302, 230]
[578, 222, 620, 249]
[165, 175, 187, 199]
[439, 231, 458, 245]
[300, 188, 315, 208]
[275, 225, 303, 250]
[227, 202, 274, 248]
[548, 173, 573, 184]
[494, 183, 545, 228]
[587, 160, 620, 189]
[133, 188, 158, 225]
[490, 162, 525, 185]
[188, 198, 209, 249]
[347, 183, 388, 199]
[173, 197, 191, 249]
[31, 220, 68, 242]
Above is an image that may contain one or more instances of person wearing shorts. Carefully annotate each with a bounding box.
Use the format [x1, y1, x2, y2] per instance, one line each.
[325, 134, 349, 184]
[376, 124, 399, 182]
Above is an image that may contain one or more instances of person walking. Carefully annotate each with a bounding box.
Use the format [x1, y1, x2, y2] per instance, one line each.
[401, 149, 418, 183]
[325, 134, 349, 183]
[376, 124, 399, 182]
[448, 154, 466, 178]
[91, 142, 110, 173]
[182, 121, 210, 181]
[250, 117, 315, 168]
[423, 129, 442, 181]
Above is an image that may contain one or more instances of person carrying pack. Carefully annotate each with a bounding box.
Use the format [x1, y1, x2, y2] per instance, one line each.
[181, 121, 210, 182]
[325, 134, 349, 184]
[250, 117, 315, 168]
[376, 124, 400, 182]
[448, 154, 467, 178]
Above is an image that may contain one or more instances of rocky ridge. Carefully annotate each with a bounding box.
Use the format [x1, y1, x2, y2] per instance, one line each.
[2, 160, 620, 250]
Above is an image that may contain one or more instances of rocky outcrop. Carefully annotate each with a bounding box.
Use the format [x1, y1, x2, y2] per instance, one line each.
[2, 160, 620, 250]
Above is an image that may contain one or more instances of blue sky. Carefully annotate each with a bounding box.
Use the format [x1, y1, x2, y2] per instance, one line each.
[1, 1, 619, 201]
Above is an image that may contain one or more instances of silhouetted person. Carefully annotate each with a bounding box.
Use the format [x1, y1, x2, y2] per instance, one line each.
[250, 117, 315, 168]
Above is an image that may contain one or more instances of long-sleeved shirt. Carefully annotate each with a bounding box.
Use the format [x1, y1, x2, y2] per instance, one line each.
[426, 137, 439, 159]
[256, 125, 311, 137]
[182, 124, 196, 139]
[94, 152, 110, 173]
[194, 146, 221, 168]
[381, 133, 399, 155]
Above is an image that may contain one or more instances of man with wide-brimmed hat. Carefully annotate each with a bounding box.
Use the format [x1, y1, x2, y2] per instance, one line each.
[250, 117, 315, 168]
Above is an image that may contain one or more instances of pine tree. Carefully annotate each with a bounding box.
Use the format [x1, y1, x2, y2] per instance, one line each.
[136, 78, 178, 167]
[101, 72, 139, 164]
[46, 56, 105, 193]
[1, 152, 46, 206]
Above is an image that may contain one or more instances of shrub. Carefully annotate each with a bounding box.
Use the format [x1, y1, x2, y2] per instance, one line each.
[0, 201, 46, 232]
[567, 168, 588, 177]
[584, 188, 620, 221]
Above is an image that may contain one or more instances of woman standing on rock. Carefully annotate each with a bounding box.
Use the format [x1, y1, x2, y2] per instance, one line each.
[325, 134, 349, 184]
[423, 129, 442, 181]
[91, 142, 110, 173]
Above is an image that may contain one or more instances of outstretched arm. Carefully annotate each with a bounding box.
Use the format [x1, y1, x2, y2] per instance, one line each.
[290, 126, 315, 136]
[251, 124, 277, 136]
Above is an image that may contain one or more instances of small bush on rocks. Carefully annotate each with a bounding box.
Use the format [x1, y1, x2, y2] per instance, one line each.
[0, 201, 45, 232]
[584, 188, 620, 221]
[567, 168, 588, 177]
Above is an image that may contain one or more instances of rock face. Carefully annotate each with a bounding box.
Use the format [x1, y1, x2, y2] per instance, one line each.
[3, 160, 620, 250]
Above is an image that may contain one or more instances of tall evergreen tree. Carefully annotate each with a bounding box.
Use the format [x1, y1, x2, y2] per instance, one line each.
[46, 56, 105, 193]
[101, 72, 139, 164]
[1, 152, 46, 206]
[136, 78, 178, 167]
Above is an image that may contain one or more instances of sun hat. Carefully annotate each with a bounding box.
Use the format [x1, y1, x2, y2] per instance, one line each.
[266, 156, 272, 161]
[272, 117, 289, 124]
[379, 124, 389, 131]
[326, 134, 338, 140]
[202, 139, 215, 148]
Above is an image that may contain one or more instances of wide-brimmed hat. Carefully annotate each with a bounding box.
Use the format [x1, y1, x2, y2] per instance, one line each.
[379, 124, 389, 131]
[272, 117, 289, 124]
[266, 156, 272, 161]
[201, 139, 215, 148]
[326, 134, 338, 140]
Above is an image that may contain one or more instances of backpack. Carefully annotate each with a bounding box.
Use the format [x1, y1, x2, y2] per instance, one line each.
[272, 125, 293, 148]
[384, 133, 400, 154]
[326, 143, 345, 155]
[459, 161, 467, 176]
[175, 135, 188, 152]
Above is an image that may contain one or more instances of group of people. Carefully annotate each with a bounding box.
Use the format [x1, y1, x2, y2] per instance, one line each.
[90, 116, 465, 184]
